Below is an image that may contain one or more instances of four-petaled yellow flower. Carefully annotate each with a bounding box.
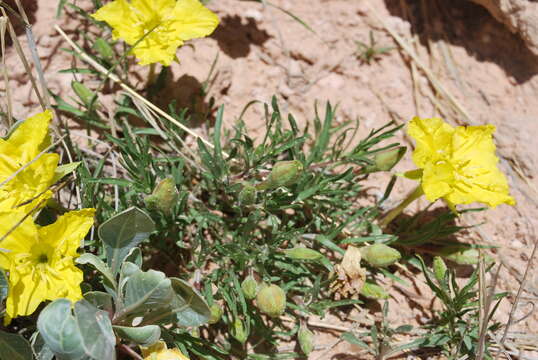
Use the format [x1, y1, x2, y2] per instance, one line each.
[92, 0, 219, 66]
[0, 110, 58, 214]
[0, 208, 95, 322]
[406, 116, 515, 209]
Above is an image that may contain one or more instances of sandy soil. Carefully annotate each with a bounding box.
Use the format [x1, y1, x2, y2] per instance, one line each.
[3, 0, 537, 358]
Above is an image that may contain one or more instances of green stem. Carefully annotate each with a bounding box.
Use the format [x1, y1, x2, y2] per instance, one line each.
[379, 185, 423, 227]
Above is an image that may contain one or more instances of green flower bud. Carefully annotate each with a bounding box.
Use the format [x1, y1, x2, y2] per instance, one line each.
[93, 38, 114, 60]
[72, 81, 97, 108]
[208, 303, 223, 324]
[443, 248, 480, 265]
[259, 160, 304, 190]
[364, 147, 406, 173]
[433, 256, 448, 283]
[241, 275, 259, 300]
[283, 247, 323, 261]
[232, 318, 248, 344]
[256, 284, 286, 317]
[238, 184, 257, 205]
[361, 244, 401, 267]
[144, 177, 179, 214]
[298, 324, 314, 355]
[359, 281, 389, 299]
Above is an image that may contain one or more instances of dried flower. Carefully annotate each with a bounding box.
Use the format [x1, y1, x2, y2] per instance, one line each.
[92, 0, 219, 66]
[330, 245, 365, 300]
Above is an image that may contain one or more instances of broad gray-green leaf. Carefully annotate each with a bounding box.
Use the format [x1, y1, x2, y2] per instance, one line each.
[37, 299, 116, 360]
[117, 269, 174, 323]
[118, 262, 141, 297]
[124, 247, 143, 268]
[113, 325, 160, 346]
[30, 332, 54, 360]
[84, 291, 113, 312]
[148, 278, 211, 327]
[98, 207, 155, 275]
[76, 253, 116, 290]
[0, 268, 7, 303]
[0, 330, 32, 360]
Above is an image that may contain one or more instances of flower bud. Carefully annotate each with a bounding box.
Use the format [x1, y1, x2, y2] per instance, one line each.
[259, 160, 303, 190]
[298, 324, 314, 355]
[256, 284, 286, 317]
[364, 147, 406, 173]
[208, 303, 223, 324]
[241, 275, 259, 300]
[232, 318, 248, 344]
[238, 184, 257, 206]
[93, 38, 114, 60]
[144, 177, 179, 214]
[72, 81, 97, 108]
[439, 246, 493, 265]
[359, 281, 389, 299]
[433, 256, 447, 283]
[284, 247, 323, 261]
[361, 244, 401, 267]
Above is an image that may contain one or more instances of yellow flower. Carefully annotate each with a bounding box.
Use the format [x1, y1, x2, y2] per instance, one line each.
[0, 110, 58, 213]
[92, 0, 219, 66]
[406, 117, 515, 209]
[0, 208, 95, 322]
[141, 341, 189, 360]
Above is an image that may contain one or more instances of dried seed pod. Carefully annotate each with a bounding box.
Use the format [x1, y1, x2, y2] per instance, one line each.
[256, 284, 286, 317]
[361, 243, 401, 267]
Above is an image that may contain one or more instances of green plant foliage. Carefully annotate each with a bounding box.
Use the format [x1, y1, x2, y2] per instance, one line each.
[112, 325, 161, 346]
[37, 299, 116, 360]
[98, 207, 155, 275]
[0, 330, 33, 360]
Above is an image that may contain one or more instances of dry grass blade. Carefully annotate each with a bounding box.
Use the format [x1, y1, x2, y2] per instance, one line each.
[364, 0, 473, 125]
[495, 236, 538, 360]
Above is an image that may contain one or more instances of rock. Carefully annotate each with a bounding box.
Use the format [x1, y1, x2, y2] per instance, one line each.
[469, 0, 538, 56]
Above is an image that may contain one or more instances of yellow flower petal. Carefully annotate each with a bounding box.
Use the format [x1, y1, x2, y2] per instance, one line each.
[92, 0, 218, 65]
[0, 208, 94, 320]
[407, 116, 454, 168]
[172, 0, 220, 40]
[0, 110, 53, 164]
[407, 117, 515, 209]
[38, 208, 96, 256]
